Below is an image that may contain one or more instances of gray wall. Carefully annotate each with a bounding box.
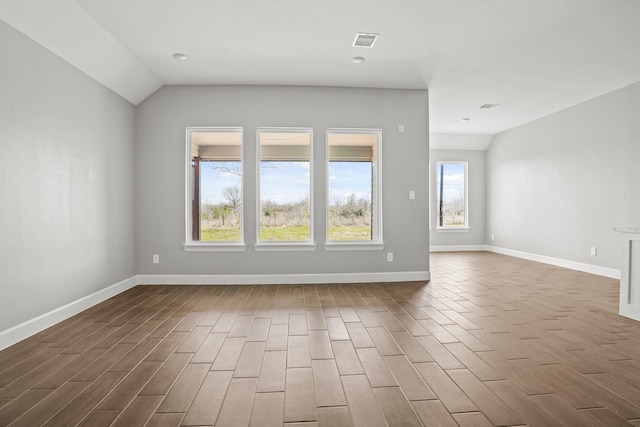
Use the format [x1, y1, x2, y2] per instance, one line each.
[486, 81, 640, 270]
[135, 85, 430, 275]
[0, 20, 136, 331]
[430, 149, 486, 248]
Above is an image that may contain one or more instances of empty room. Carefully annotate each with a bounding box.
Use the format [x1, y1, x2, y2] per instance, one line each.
[1, 1, 640, 426]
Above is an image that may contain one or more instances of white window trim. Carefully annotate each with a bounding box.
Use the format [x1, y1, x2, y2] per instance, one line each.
[435, 228, 470, 233]
[256, 127, 314, 245]
[184, 126, 245, 251]
[184, 242, 247, 252]
[324, 128, 383, 249]
[435, 160, 469, 231]
[324, 242, 385, 251]
[254, 242, 317, 252]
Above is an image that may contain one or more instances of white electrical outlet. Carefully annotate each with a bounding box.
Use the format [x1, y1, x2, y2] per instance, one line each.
[153, 254, 160, 264]
[409, 190, 415, 200]
[491, 234, 495, 241]
[387, 252, 394, 262]
[590, 247, 597, 256]
[397, 125, 405, 134]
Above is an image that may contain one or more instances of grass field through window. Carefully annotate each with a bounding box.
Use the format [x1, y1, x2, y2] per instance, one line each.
[260, 225, 310, 241]
[201, 228, 242, 241]
[328, 226, 371, 241]
[201, 225, 371, 241]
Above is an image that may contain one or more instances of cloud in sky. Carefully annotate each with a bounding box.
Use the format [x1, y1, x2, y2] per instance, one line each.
[437, 163, 465, 201]
[200, 160, 373, 205]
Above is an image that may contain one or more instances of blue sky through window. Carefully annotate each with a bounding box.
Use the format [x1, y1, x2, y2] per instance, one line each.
[200, 161, 241, 205]
[200, 161, 372, 205]
[260, 161, 310, 204]
[438, 162, 465, 202]
[329, 161, 372, 204]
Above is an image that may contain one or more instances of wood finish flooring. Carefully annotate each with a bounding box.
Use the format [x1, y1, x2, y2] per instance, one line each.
[2, 251, 640, 426]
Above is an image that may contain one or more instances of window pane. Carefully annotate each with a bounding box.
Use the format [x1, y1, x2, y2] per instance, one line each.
[199, 161, 242, 241]
[189, 129, 242, 242]
[259, 130, 312, 242]
[327, 131, 380, 242]
[328, 161, 372, 240]
[437, 162, 466, 227]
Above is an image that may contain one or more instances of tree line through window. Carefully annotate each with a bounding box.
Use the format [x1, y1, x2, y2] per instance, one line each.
[258, 129, 312, 242]
[189, 129, 243, 242]
[187, 127, 382, 245]
[327, 130, 380, 242]
[436, 161, 467, 228]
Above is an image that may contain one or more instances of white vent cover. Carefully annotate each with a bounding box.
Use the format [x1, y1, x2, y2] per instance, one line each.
[353, 33, 379, 48]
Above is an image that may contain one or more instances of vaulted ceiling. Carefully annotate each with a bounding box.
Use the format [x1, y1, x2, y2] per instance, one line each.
[2, 0, 640, 144]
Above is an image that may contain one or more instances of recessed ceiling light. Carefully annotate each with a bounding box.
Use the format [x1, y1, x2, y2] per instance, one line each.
[352, 56, 366, 64]
[353, 33, 379, 48]
[480, 104, 499, 109]
[172, 53, 187, 61]
[461, 118, 471, 122]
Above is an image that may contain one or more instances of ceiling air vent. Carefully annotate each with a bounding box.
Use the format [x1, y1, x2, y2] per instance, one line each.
[353, 33, 379, 48]
[479, 104, 500, 109]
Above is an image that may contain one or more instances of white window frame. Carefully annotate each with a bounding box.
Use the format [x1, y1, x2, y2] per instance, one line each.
[324, 128, 384, 251]
[435, 161, 469, 232]
[183, 126, 246, 252]
[255, 127, 316, 251]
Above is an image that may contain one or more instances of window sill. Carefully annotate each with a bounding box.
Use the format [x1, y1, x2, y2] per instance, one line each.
[254, 242, 317, 252]
[183, 243, 247, 252]
[436, 227, 470, 233]
[324, 242, 385, 251]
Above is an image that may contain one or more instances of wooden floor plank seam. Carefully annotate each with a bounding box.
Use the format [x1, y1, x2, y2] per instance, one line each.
[1, 251, 640, 426]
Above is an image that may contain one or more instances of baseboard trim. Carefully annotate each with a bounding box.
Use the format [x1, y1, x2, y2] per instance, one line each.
[0, 276, 138, 351]
[0, 270, 431, 351]
[137, 271, 431, 285]
[430, 245, 487, 252]
[1, 245, 618, 352]
[486, 245, 621, 279]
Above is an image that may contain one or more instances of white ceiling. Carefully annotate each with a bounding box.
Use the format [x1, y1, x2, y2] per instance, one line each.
[3, 0, 640, 143]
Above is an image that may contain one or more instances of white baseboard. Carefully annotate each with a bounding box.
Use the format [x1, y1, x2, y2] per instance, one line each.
[137, 271, 431, 285]
[0, 270, 431, 350]
[0, 276, 138, 351]
[486, 245, 621, 279]
[430, 245, 487, 252]
[0, 244, 617, 352]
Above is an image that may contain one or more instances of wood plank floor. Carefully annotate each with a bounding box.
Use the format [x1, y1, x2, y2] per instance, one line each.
[2, 251, 640, 426]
